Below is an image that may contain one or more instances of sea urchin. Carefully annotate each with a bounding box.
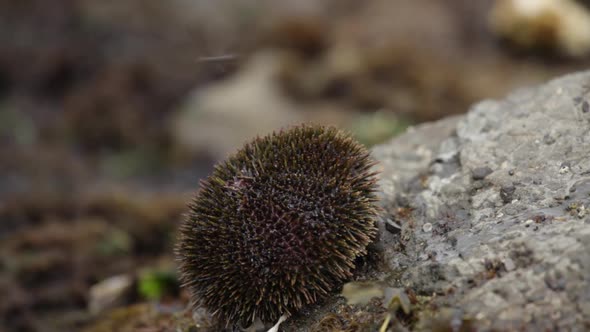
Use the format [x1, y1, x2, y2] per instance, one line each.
[176, 125, 379, 326]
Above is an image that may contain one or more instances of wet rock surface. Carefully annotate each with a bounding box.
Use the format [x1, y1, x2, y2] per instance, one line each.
[371, 70, 590, 330]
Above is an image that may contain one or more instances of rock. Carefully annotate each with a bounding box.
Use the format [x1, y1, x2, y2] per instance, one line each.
[471, 166, 493, 180]
[371, 70, 590, 330]
[500, 184, 516, 203]
[173, 52, 305, 161]
[88, 274, 133, 315]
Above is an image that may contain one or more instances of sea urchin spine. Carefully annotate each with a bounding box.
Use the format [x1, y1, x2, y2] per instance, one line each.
[176, 124, 379, 326]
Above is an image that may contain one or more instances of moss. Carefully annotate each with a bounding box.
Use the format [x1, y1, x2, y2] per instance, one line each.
[137, 269, 179, 301]
[349, 112, 411, 147]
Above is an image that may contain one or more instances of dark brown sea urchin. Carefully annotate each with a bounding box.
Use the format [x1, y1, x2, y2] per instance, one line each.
[176, 125, 379, 326]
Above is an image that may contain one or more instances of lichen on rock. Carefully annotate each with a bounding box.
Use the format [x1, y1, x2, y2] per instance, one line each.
[370, 70, 590, 331]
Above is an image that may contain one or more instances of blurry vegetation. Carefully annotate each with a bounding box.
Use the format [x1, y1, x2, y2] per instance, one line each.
[0, 106, 36, 146]
[350, 112, 412, 147]
[95, 228, 133, 257]
[99, 147, 166, 179]
[137, 269, 179, 301]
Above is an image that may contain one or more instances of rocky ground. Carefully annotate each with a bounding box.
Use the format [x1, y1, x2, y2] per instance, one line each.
[368, 70, 590, 331]
[2, 1, 590, 331]
[84, 71, 590, 332]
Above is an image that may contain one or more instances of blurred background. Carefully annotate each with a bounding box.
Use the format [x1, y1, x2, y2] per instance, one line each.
[1, 0, 590, 331]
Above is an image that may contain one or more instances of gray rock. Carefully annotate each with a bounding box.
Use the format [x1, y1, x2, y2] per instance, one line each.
[472, 166, 494, 180]
[370, 71, 590, 331]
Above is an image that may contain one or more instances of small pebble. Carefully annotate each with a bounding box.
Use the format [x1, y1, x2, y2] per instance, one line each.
[422, 223, 433, 233]
[578, 206, 586, 218]
[524, 219, 534, 227]
[385, 218, 402, 234]
[472, 166, 493, 180]
[88, 274, 133, 314]
[504, 258, 516, 271]
[543, 134, 556, 145]
[559, 166, 570, 174]
[500, 185, 516, 203]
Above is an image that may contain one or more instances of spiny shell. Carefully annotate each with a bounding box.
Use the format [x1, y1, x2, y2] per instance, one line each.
[176, 125, 379, 326]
